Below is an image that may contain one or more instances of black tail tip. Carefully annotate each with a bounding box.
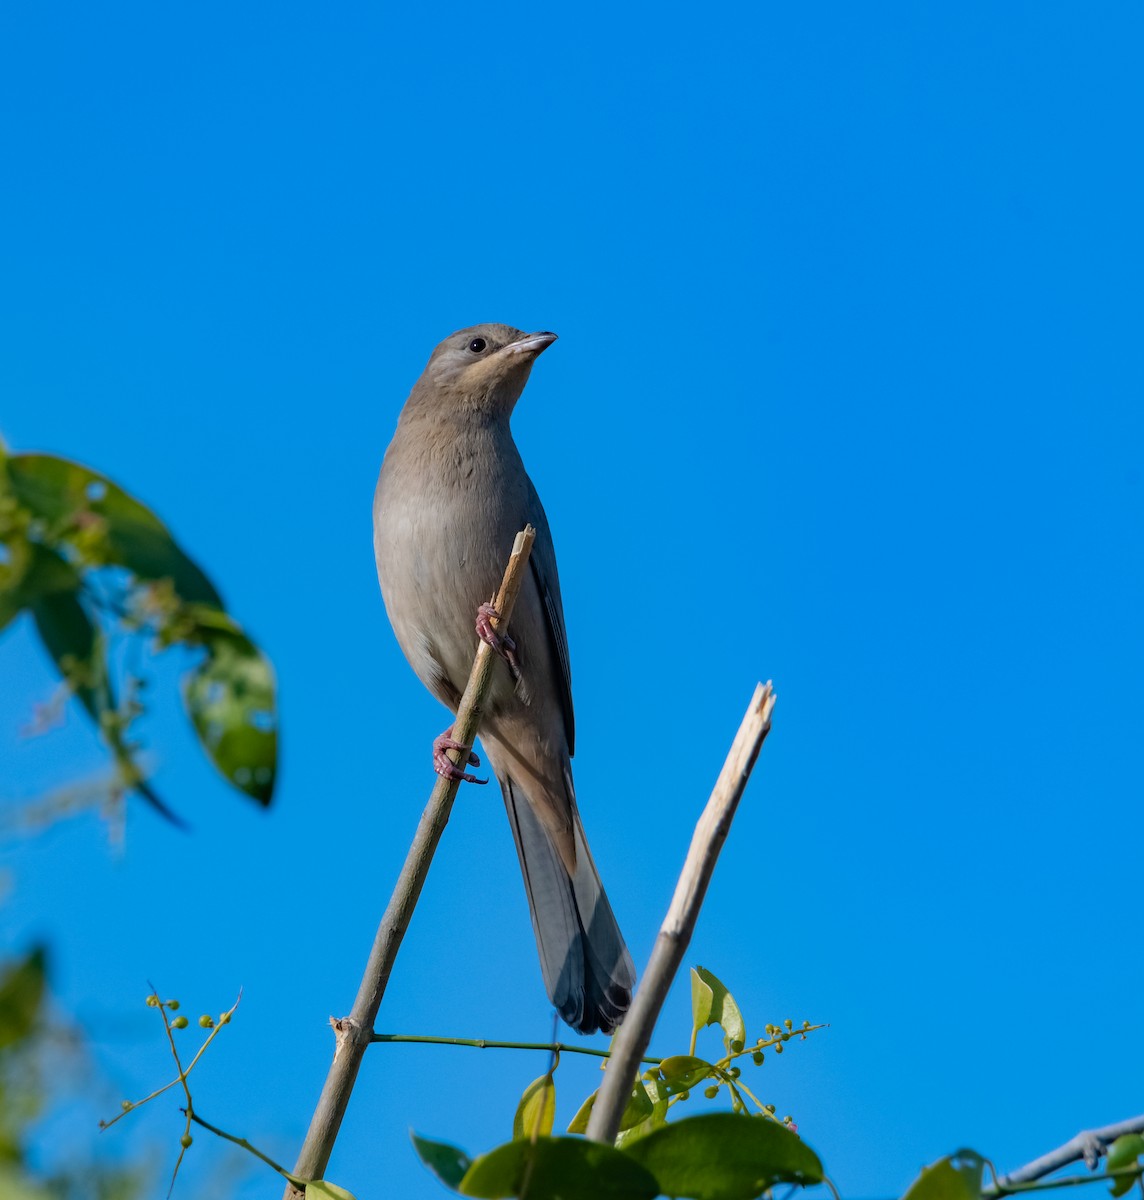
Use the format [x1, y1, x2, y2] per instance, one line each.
[564, 980, 633, 1036]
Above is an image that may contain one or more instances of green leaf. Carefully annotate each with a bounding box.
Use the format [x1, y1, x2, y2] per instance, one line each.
[692, 968, 714, 1033]
[6, 453, 222, 605]
[620, 1078, 655, 1130]
[0, 948, 47, 1052]
[567, 1078, 657, 1137]
[459, 1137, 657, 1200]
[692, 967, 746, 1053]
[566, 1091, 595, 1136]
[1107, 1134, 1144, 1197]
[30, 588, 185, 824]
[30, 589, 101, 720]
[0, 1163, 56, 1200]
[305, 1183, 358, 1200]
[6, 452, 277, 814]
[0, 542, 80, 634]
[513, 1074, 556, 1140]
[901, 1152, 985, 1200]
[624, 1113, 823, 1200]
[615, 1077, 669, 1150]
[411, 1133, 473, 1191]
[183, 629, 277, 805]
[658, 1056, 714, 1095]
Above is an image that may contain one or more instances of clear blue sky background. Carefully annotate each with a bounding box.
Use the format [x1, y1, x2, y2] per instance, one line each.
[1, 3, 1141, 1197]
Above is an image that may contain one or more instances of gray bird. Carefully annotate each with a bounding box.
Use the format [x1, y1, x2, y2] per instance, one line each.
[373, 323, 635, 1034]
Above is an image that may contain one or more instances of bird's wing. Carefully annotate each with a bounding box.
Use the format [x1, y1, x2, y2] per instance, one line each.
[526, 483, 576, 755]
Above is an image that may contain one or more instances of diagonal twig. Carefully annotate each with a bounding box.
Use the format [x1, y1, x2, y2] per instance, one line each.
[284, 526, 537, 1197]
[586, 681, 776, 1144]
[989, 1114, 1144, 1190]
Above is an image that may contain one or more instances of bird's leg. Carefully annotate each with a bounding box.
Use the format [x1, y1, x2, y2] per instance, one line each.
[432, 728, 487, 785]
[475, 601, 521, 682]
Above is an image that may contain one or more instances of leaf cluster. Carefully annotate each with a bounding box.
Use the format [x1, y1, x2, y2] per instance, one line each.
[0, 948, 148, 1200]
[412, 967, 827, 1200]
[0, 442, 277, 820]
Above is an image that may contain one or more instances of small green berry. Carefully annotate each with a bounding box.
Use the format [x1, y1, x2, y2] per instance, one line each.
[121, 1100, 132, 1112]
[703, 1085, 719, 1099]
[802, 1020, 811, 1030]
[765, 1104, 776, 1114]
[782, 1115, 793, 1125]
[146, 994, 160, 1007]
[774, 1042, 783, 1053]
[180, 1133, 193, 1148]
[677, 1089, 689, 1101]
[752, 1051, 764, 1065]
[728, 1067, 741, 1079]
[172, 1016, 189, 1029]
[167, 999, 180, 1011]
[783, 1019, 793, 1031]
[219, 1011, 231, 1025]
[730, 1038, 744, 1053]
[199, 1015, 214, 1028]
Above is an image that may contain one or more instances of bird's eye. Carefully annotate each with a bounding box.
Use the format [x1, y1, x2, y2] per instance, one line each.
[468, 337, 487, 353]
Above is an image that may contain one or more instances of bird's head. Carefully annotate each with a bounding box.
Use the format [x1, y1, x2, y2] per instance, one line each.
[418, 324, 558, 415]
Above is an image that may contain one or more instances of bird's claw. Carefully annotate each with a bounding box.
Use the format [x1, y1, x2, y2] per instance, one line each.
[433, 730, 488, 785]
[476, 602, 521, 681]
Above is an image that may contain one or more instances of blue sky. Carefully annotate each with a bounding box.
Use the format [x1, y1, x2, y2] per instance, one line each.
[1, 2, 1142, 1197]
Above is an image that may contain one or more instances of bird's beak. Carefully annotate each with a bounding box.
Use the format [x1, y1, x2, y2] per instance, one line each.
[504, 331, 558, 358]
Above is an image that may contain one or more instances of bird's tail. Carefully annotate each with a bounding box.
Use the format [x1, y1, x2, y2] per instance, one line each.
[499, 773, 635, 1034]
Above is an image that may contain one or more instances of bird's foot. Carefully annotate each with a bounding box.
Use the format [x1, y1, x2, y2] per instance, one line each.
[433, 728, 488, 785]
[476, 602, 521, 681]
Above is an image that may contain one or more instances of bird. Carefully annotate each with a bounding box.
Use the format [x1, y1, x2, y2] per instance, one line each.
[372, 323, 635, 1035]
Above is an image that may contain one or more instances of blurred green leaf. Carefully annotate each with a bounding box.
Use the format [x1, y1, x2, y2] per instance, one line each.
[658, 1056, 714, 1095]
[692, 967, 746, 1053]
[183, 629, 277, 805]
[901, 1152, 984, 1200]
[6, 454, 221, 606]
[0, 950, 46, 1053]
[624, 1113, 823, 1200]
[459, 1137, 657, 1199]
[513, 1074, 556, 1140]
[31, 581, 185, 824]
[1107, 1134, 1144, 1197]
[30, 590, 101, 720]
[411, 1133, 473, 1190]
[3, 449, 277, 816]
[0, 543, 80, 634]
[305, 1182, 358, 1200]
[0, 1163, 55, 1200]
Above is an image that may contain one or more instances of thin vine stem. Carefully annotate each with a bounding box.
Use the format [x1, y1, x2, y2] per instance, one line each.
[189, 1110, 308, 1189]
[371, 1032, 661, 1065]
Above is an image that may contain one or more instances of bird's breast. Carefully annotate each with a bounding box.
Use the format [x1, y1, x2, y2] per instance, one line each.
[373, 424, 528, 708]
